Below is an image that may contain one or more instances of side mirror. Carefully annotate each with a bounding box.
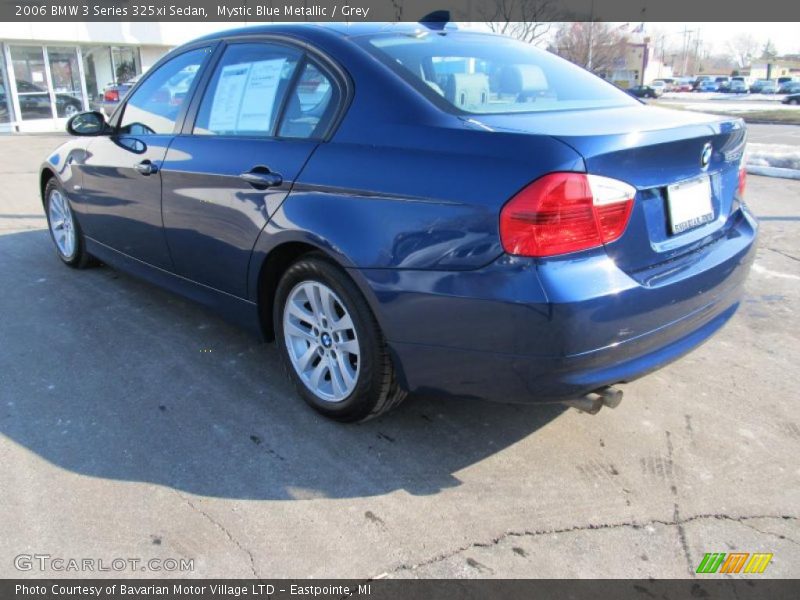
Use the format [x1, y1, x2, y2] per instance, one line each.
[66, 111, 109, 136]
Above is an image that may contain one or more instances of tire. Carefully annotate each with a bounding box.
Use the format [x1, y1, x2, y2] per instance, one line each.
[274, 254, 406, 422]
[44, 178, 92, 268]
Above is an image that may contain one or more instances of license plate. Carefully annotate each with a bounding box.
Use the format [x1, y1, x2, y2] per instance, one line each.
[667, 176, 714, 234]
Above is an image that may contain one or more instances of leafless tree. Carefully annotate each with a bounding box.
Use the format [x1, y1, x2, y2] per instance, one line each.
[761, 39, 778, 60]
[726, 33, 760, 68]
[480, 0, 561, 45]
[551, 22, 627, 75]
[389, 0, 403, 21]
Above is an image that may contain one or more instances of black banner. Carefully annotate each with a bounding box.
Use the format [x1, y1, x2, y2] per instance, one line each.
[4, 580, 800, 600]
[3, 0, 800, 22]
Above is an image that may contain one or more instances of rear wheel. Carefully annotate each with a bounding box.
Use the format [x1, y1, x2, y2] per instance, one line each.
[274, 255, 406, 422]
[45, 178, 92, 268]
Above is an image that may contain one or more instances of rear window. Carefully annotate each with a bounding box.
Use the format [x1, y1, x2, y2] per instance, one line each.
[359, 31, 637, 114]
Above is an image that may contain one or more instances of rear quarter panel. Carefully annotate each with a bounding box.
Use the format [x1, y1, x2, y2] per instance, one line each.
[247, 124, 584, 299]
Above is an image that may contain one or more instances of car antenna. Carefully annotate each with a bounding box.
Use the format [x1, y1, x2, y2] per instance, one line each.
[419, 10, 451, 30]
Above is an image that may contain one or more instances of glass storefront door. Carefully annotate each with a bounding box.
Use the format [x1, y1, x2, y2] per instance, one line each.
[48, 46, 84, 118]
[0, 48, 12, 132]
[2, 43, 141, 132]
[8, 45, 86, 131]
[10, 45, 54, 123]
[82, 46, 114, 112]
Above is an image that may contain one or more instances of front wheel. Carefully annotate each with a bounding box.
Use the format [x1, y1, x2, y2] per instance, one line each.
[274, 255, 406, 422]
[45, 179, 92, 268]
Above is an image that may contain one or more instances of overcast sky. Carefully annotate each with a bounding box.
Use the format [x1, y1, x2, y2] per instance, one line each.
[104, 21, 800, 58]
[460, 21, 799, 56]
[652, 22, 799, 55]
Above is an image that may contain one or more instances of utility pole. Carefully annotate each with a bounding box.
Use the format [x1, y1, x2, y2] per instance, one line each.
[681, 26, 689, 76]
[587, 0, 595, 71]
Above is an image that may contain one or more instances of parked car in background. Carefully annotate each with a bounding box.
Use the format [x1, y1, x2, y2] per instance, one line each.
[759, 81, 779, 94]
[777, 76, 797, 87]
[42, 23, 756, 421]
[715, 76, 731, 92]
[692, 75, 711, 90]
[779, 81, 800, 94]
[101, 75, 142, 116]
[14, 80, 83, 118]
[627, 84, 662, 98]
[730, 76, 750, 91]
[783, 93, 800, 105]
[749, 79, 774, 93]
[698, 80, 719, 92]
[675, 78, 694, 92]
[653, 78, 675, 91]
[649, 80, 667, 95]
[729, 80, 749, 94]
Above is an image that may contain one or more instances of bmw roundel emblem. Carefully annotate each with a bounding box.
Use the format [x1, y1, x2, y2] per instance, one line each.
[700, 143, 713, 169]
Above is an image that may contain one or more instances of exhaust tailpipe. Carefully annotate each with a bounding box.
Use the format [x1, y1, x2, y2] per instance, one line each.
[562, 386, 624, 414]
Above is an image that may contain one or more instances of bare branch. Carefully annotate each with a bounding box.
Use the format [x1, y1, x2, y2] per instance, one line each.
[481, 0, 560, 45]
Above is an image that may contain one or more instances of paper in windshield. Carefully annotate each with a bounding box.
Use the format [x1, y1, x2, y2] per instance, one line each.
[208, 58, 286, 133]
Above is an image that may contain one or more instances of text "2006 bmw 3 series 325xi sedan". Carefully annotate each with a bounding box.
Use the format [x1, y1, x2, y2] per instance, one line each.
[41, 22, 756, 422]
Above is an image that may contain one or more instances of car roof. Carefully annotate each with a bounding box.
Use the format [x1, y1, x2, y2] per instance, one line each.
[191, 22, 450, 44]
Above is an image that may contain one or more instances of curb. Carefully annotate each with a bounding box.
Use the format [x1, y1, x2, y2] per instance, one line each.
[746, 165, 800, 180]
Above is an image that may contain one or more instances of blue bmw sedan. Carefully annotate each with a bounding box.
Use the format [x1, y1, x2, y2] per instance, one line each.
[40, 23, 757, 421]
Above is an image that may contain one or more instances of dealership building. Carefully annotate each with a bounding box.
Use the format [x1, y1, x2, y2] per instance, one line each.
[0, 22, 242, 133]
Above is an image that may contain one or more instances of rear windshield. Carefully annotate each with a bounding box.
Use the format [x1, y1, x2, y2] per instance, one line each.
[358, 31, 638, 114]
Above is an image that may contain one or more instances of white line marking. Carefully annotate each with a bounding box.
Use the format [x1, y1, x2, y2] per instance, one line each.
[753, 263, 800, 281]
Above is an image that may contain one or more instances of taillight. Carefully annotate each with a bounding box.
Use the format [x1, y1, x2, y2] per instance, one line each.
[103, 89, 119, 102]
[738, 166, 747, 198]
[500, 172, 636, 257]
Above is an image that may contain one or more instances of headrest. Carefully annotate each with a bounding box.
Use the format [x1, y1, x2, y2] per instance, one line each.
[444, 73, 489, 109]
[499, 65, 548, 95]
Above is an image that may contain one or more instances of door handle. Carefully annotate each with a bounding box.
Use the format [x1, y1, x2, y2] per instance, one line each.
[134, 160, 157, 176]
[240, 167, 283, 190]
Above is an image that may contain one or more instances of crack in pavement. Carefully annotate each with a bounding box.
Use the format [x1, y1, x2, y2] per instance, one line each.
[173, 490, 259, 578]
[737, 519, 800, 548]
[664, 430, 694, 576]
[387, 513, 799, 576]
[765, 247, 800, 263]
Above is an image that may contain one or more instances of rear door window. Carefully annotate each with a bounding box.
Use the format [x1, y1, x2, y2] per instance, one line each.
[194, 43, 301, 137]
[277, 61, 338, 139]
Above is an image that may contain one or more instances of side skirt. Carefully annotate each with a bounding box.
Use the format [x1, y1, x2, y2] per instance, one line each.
[85, 237, 265, 340]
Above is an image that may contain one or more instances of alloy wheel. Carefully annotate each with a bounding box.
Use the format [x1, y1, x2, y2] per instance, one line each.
[48, 189, 76, 259]
[282, 281, 360, 403]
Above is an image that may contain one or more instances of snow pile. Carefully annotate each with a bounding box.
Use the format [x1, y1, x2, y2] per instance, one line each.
[746, 143, 800, 180]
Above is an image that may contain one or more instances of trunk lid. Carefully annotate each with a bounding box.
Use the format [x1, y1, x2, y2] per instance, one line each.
[469, 106, 747, 275]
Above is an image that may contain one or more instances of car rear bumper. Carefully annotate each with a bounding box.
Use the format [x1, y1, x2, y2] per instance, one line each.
[358, 207, 757, 403]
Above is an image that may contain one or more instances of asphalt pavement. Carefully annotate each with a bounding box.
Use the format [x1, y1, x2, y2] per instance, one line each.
[746, 123, 800, 145]
[0, 135, 798, 579]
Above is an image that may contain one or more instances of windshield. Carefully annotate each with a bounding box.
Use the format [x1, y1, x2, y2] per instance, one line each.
[358, 31, 638, 114]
